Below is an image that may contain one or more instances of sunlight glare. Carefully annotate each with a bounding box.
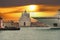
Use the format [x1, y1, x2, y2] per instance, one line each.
[26, 5, 38, 11]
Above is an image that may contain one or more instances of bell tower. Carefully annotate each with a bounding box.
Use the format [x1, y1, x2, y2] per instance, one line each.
[19, 10, 31, 27]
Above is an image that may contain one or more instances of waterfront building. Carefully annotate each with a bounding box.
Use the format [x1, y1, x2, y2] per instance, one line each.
[19, 10, 31, 27]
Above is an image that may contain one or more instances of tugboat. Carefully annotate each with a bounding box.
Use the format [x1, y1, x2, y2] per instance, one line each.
[50, 9, 60, 30]
[50, 23, 60, 30]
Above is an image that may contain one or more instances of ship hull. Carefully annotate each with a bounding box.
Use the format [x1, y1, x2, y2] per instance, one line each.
[50, 27, 60, 30]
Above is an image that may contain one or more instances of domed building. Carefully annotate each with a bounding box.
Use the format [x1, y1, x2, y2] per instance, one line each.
[3, 10, 49, 28]
[19, 10, 31, 27]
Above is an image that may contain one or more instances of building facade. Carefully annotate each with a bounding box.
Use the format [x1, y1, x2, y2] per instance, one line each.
[19, 11, 31, 27]
[0, 17, 4, 28]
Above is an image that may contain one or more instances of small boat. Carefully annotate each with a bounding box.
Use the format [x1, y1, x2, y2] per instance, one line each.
[31, 27, 60, 30]
[31, 27, 51, 30]
[50, 27, 60, 30]
[0, 27, 20, 30]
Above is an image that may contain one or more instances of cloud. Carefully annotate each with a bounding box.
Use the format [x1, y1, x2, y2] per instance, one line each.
[0, 0, 60, 7]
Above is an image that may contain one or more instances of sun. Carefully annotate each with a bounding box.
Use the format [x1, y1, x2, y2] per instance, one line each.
[29, 5, 36, 11]
[25, 5, 38, 11]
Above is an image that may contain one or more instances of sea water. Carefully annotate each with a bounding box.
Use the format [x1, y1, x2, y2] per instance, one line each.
[0, 27, 60, 40]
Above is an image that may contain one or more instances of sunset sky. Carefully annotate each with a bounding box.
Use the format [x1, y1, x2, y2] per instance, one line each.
[0, 0, 60, 22]
[0, 5, 59, 17]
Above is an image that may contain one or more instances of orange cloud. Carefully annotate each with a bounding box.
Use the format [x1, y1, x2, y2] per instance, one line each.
[0, 4, 60, 22]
